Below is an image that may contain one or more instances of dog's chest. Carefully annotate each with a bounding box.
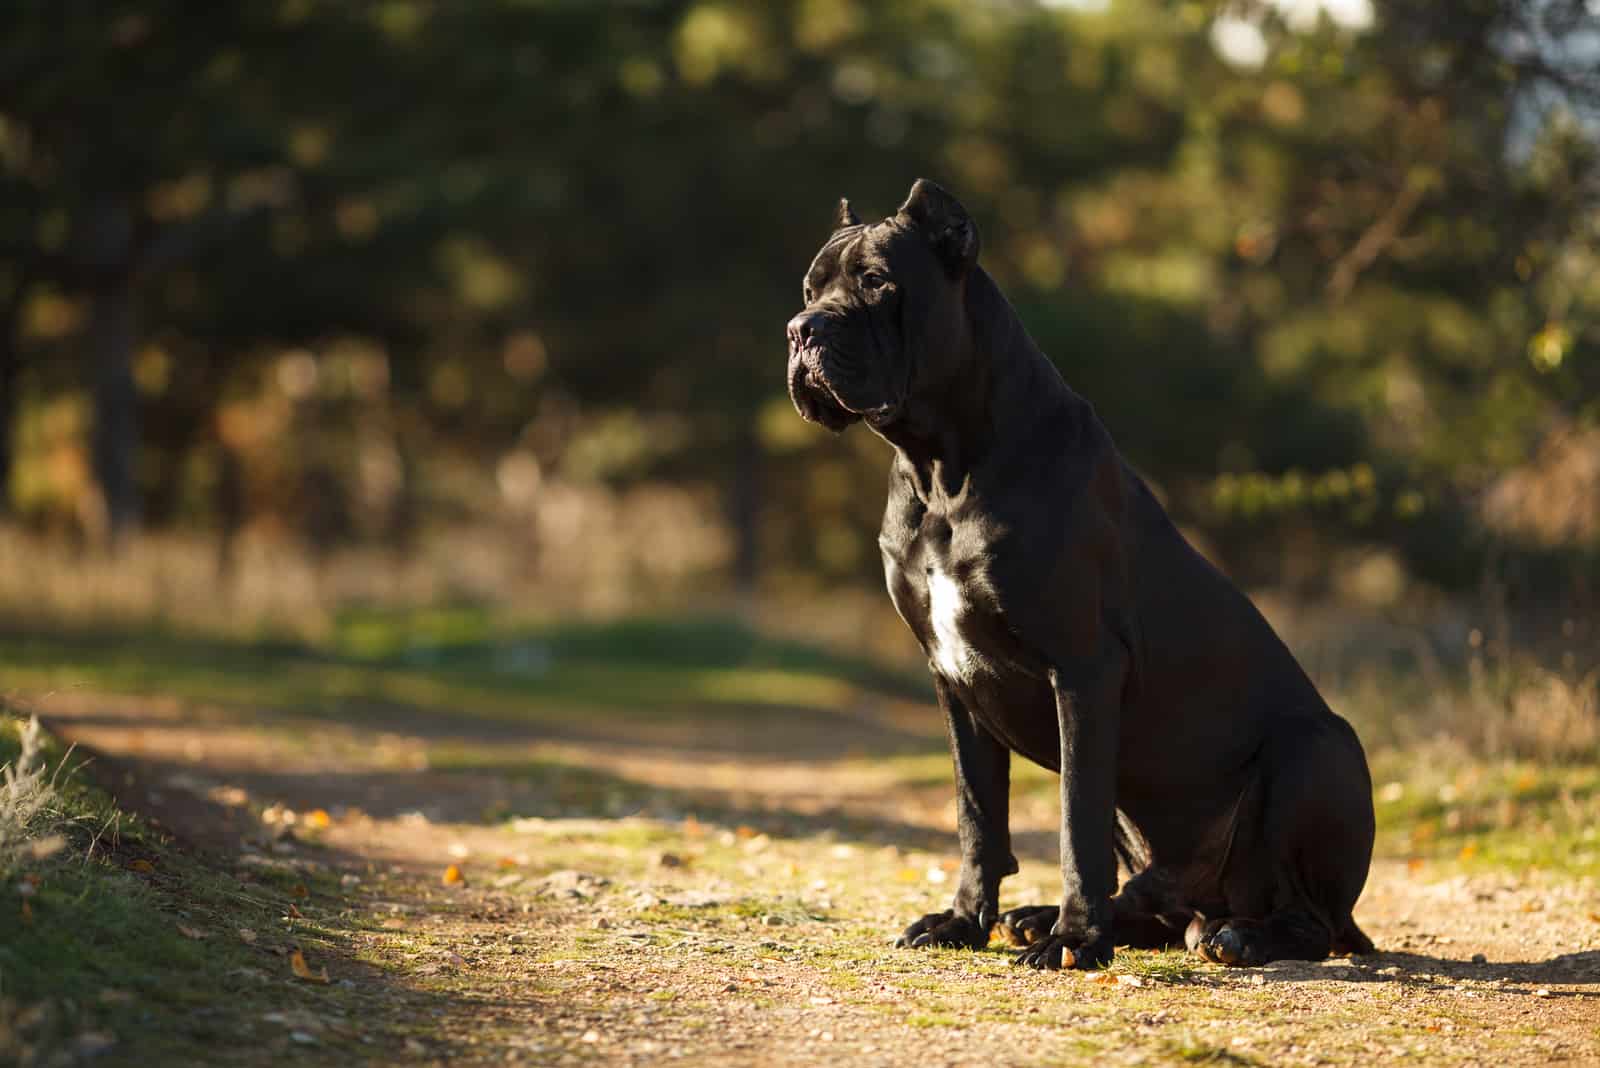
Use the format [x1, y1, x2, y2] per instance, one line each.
[883, 517, 998, 686]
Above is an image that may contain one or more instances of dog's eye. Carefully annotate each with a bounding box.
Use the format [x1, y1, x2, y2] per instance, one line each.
[861, 272, 888, 292]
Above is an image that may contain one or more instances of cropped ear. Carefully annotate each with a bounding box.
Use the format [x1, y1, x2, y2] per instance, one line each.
[834, 197, 861, 229]
[897, 178, 979, 277]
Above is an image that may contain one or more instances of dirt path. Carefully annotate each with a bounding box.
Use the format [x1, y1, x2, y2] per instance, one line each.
[35, 691, 1600, 1066]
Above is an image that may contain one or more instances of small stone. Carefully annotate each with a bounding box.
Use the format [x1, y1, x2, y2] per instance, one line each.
[1471, 953, 1487, 964]
[581, 1030, 600, 1043]
[290, 1031, 318, 1045]
[656, 852, 684, 869]
[1377, 966, 1402, 976]
[761, 914, 784, 927]
[594, 917, 612, 930]
[1534, 988, 1552, 998]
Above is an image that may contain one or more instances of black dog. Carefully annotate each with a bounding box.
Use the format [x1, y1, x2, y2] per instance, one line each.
[785, 179, 1375, 970]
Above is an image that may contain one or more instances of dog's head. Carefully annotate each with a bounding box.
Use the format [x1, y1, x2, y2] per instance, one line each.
[786, 178, 980, 431]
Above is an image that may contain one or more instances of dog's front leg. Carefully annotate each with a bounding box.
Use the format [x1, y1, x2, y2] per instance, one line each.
[1014, 657, 1122, 970]
[896, 675, 1016, 950]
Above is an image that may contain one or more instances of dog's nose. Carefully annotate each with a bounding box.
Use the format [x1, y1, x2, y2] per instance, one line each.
[787, 311, 826, 349]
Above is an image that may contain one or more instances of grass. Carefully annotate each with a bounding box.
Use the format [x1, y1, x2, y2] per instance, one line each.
[7, 608, 1596, 884]
[0, 715, 456, 1065]
[0, 609, 929, 732]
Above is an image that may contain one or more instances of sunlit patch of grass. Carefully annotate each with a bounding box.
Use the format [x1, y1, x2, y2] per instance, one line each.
[1113, 949, 1198, 984]
[0, 613, 929, 748]
[1369, 754, 1600, 874]
[1165, 1035, 1264, 1064]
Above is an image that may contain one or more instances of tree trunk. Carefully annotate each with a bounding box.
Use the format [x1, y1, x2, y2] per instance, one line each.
[89, 276, 139, 543]
[0, 322, 18, 516]
[83, 195, 140, 545]
[731, 424, 762, 596]
[0, 270, 28, 515]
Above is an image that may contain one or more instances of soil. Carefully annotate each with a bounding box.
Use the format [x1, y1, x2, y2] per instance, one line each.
[34, 690, 1600, 1067]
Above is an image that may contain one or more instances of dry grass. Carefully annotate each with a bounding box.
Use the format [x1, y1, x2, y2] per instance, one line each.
[0, 479, 728, 637]
[0, 715, 59, 874]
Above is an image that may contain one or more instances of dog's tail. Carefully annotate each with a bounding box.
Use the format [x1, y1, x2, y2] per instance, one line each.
[1332, 916, 1376, 956]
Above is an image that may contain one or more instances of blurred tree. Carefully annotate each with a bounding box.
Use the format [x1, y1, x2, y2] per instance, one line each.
[0, 0, 1593, 597]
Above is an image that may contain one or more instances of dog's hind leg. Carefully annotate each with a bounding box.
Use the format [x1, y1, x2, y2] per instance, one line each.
[1189, 715, 1376, 967]
[1186, 907, 1330, 966]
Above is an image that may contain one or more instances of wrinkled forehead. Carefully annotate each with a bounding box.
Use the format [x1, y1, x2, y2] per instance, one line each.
[804, 221, 901, 289]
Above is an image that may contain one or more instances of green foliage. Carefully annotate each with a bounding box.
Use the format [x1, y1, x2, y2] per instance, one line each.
[1, 0, 1597, 593]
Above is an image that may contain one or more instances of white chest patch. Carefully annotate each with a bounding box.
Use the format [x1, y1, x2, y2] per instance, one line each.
[926, 566, 979, 682]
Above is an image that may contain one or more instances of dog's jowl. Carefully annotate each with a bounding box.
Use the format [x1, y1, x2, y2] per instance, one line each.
[785, 180, 1376, 971]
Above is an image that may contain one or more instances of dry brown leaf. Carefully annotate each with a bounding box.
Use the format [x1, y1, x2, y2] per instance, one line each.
[289, 948, 330, 984]
[128, 859, 156, 874]
[1588, 911, 1600, 924]
[238, 928, 258, 944]
[1457, 842, 1479, 862]
[442, 864, 465, 886]
[285, 903, 304, 919]
[497, 857, 520, 869]
[734, 826, 757, 840]
[28, 834, 66, 860]
[176, 924, 207, 940]
[304, 809, 332, 830]
[1406, 858, 1425, 875]
[1084, 969, 1114, 983]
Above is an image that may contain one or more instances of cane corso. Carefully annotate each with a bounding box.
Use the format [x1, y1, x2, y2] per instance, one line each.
[784, 179, 1376, 970]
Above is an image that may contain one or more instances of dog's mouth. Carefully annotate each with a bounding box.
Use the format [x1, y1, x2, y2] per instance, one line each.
[788, 340, 905, 431]
[788, 344, 861, 432]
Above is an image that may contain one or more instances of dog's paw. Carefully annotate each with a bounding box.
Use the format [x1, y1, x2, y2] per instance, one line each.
[1011, 928, 1113, 971]
[1188, 917, 1267, 967]
[894, 909, 989, 950]
[996, 905, 1058, 947]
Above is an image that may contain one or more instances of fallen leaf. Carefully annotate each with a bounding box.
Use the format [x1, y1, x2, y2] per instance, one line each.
[128, 859, 156, 874]
[497, 857, 520, 869]
[304, 809, 331, 830]
[1588, 912, 1600, 924]
[286, 903, 304, 919]
[290, 948, 330, 984]
[441, 864, 465, 886]
[1457, 842, 1479, 862]
[28, 834, 66, 860]
[239, 928, 258, 944]
[735, 826, 756, 840]
[1406, 858, 1425, 875]
[176, 924, 207, 940]
[1085, 970, 1114, 983]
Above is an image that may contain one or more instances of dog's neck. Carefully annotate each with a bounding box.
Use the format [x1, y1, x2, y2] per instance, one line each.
[870, 266, 1075, 500]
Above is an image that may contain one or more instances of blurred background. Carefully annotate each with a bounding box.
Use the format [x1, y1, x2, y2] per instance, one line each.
[2, 0, 1599, 760]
